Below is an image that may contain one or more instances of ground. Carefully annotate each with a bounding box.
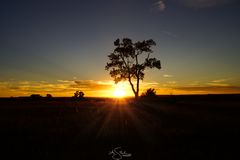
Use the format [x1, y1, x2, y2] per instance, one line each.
[0, 95, 239, 159]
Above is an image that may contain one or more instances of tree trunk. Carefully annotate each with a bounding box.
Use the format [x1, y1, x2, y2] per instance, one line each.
[136, 77, 140, 100]
[128, 77, 139, 100]
[128, 79, 136, 99]
[134, 92, 139, 100]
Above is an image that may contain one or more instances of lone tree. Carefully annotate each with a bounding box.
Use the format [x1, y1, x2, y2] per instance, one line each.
[105, 38, 161, 99]
[73, 90, 84, 100]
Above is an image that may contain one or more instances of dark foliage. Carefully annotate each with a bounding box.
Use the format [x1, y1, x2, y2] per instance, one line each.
[46, 94, 53, 98]
[73, 91, 84, 101]
[141, 88, 157, 98]
[105, 38, 161, 99]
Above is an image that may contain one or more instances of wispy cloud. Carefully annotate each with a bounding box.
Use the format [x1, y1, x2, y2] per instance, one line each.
[167, 81, 177, 84]
[175, 86, 240, 94]
[177, 0, 237, 9]
[57, 80, 73, 83]
[207, 78, 232, 87]
[207, 83, 230, 87]
[154, 0, 166, 11]
[210, 78, 231, 83]
[72, 80, 113, 90]
[163, 74, 173, 78]
[162, 81, 177, 88]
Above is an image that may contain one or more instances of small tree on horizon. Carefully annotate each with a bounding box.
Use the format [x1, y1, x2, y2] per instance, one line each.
[73, 90, 84, 100]
[46, 94, 53, 98]
[105, 38, 161, 99]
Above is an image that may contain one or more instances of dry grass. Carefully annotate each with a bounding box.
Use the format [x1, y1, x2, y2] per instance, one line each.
[0, 95, 239, 159]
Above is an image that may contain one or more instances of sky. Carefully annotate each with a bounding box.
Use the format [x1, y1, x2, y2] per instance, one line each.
[0, 0, 240, 97]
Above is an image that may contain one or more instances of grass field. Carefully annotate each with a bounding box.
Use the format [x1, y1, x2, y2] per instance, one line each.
[0, 95, 240, 159]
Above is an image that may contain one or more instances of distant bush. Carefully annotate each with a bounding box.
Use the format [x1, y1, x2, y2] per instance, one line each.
[141, 88, 157, 98]
[46, 94, 53, 98]
[73, 91, 84, 101]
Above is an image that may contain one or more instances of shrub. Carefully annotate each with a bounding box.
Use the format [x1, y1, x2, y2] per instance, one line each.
[141, 88, 157, 98]
[46, 94, 53, 98]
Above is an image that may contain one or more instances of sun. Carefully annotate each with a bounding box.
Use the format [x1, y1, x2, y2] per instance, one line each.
[112, 82, 130, 98]
[114, 88, 125, 98]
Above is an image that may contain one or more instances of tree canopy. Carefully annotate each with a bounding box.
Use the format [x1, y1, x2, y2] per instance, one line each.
[105, 38, 161, 99]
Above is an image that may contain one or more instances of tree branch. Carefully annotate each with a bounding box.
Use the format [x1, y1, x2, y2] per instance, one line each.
[119, 52, 136, 94]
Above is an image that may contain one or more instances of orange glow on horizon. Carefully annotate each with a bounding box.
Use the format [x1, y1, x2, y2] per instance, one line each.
[78, 81, 133, 98]
[1, 79, 240, 98]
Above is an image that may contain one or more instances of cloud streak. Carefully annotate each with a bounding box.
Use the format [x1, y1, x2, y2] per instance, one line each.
[154, 0, 166, 11]
[210, 78, 231, 83]
[163, 74, 174, 78]
[175, 86, 240, 94]
[207, 78, 232, 87]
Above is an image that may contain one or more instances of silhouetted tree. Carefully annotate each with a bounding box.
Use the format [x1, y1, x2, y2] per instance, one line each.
[73, 90, 84, 100]
[105, 38, 161, 99]
[141, 88, 157, 98]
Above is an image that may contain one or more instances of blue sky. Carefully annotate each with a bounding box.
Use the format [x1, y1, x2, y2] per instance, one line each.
[0, 0, 240, 97]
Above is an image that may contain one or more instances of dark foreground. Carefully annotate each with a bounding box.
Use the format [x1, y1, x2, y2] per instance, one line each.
[0, 95, 240, 160]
